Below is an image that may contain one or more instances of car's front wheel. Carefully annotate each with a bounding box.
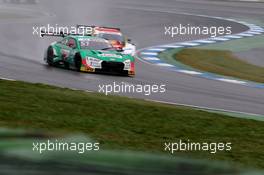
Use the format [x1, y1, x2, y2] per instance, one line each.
[47, 47, 55, 66]
[74, 54, 82, 72]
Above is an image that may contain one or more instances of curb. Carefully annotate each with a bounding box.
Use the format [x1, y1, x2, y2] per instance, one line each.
[137, 16, 264, 89]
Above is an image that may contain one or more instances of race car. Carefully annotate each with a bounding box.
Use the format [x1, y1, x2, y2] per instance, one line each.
[42, 32, 135, 76]
[77, 25, 136, 56]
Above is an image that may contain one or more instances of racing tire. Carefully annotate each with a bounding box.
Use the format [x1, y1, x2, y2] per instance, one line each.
[47, 47, 55, 66]
[74, 54, 82, 72]
[64, 61, 70, 69]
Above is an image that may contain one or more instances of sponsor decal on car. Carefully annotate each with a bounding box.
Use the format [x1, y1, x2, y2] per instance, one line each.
[99, 53, 122, 58]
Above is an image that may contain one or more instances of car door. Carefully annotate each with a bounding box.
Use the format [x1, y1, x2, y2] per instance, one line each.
[55, 38, 68, 61]
[59, 37, 77, 64]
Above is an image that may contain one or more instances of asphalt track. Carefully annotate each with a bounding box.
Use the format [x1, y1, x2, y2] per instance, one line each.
[0, 0, 263, 115]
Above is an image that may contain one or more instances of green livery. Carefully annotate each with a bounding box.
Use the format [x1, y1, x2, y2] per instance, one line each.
[44, 35, 135, 76]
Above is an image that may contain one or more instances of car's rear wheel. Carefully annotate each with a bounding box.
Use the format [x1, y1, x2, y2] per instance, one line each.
[47, 47, 54, 66]
[74, 54, 82, 72]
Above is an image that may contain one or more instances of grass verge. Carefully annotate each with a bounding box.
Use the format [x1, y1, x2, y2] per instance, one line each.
[175, 48, 264, 83]
[0, 80, 264, 168]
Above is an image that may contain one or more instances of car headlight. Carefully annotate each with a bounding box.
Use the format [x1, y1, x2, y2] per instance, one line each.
[124, 60, 131, 70]
[86, 57, 101, 68]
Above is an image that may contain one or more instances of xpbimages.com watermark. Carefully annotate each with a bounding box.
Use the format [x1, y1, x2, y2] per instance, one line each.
[98, 82, 166, 96]
[164, 24, 232, 38]
[32, 24, 93, 37]
[164, 140, 232, 154]
[32, 140, 100, 154]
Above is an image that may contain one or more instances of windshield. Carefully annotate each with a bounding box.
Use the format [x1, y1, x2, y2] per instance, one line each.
[97, 33, 125, 43]
[79, 39, 112, 50]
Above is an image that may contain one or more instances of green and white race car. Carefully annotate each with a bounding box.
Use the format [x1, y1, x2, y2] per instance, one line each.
[43, 33, 135, 76]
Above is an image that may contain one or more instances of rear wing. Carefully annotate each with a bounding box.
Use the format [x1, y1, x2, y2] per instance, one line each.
[40, 31, 65, 37]
[76, 24, 95, 29]
[96, 26, 121, 31]
[76, 25, 121, 32]
[40, 30, 92, 38]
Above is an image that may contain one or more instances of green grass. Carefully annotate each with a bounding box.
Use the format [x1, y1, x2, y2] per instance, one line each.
[0, 80, 264, 169]
[175, 48, 264, 83]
